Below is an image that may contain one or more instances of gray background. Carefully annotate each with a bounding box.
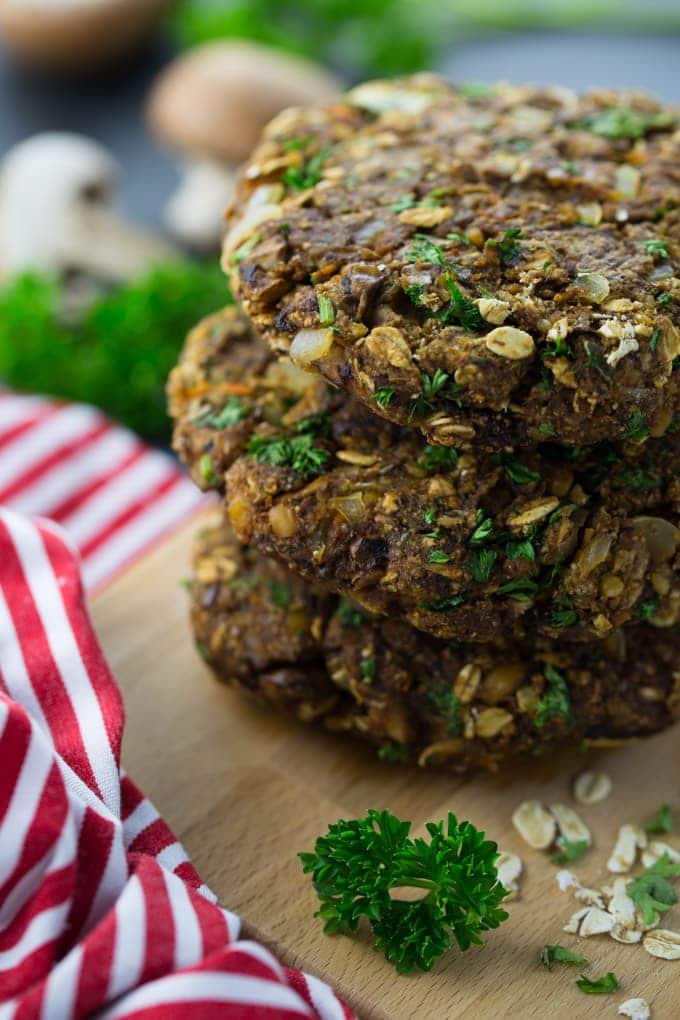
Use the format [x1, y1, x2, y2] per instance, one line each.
[0, 30, 678, 233]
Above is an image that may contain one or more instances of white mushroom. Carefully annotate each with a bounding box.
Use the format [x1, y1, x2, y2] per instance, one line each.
[146, 41, 341, 250]
[0, 133, 175, 284]
[0, 0, 170, 72]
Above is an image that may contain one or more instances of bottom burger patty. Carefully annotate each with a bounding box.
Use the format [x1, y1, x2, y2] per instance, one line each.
[190, 513, 680, 773]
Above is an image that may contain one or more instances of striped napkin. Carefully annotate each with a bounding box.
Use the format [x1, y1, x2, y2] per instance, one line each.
[0, 395, 354, 1018]
[0, 392, 207, 592]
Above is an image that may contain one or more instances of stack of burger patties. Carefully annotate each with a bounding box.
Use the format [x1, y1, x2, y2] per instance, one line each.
[168, 75, 680, 773]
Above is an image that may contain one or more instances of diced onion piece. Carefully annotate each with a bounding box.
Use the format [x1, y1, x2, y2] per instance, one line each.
[616, 164, 641, 198]
[290, 327, 334, 366]
[328, 494, 366, 524]
[632, 516, 679, 564]
[576, 272, 610, 303]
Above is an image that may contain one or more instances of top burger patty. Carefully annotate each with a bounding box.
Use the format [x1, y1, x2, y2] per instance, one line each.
[224, 75, 680, 451]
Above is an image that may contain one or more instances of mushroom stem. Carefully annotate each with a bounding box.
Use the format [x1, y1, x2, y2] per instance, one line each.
[164, 160, 237, 251]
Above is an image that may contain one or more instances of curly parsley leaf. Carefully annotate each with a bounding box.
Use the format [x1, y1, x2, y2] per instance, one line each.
[626, 853, 680, 926]
[577, 106, 674, 140]
[300, 809, 509, 973]
[553, 838, 589, 865]
[193, 396, 246, 429]
[551, 598, 579, 628]
[540, 945, 587, 970]
[247, 432, 329, 477]
[468, 548, 497, 583]
[283, 147, 329, 191]
[642, 238, 670, 260]
[268, 580, 291, 609]
[502, 458, 541, 485]
[534, 664, 571, 728]
[576, 972, 619, 995]
[336, 596, 366, 628]
[486, 227, 523, 264]
[645, 804, 674, 835]
[373, 386, 395, 409]
[625, 410, 650, 442]
[420, 444, 459, 473]
[470, 510, 495, 546]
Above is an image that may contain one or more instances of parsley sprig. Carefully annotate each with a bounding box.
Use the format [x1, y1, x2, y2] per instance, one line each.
[577, 106, 674, 140]
[247, 418, 330, 477]
[405, 234, 483, 331]
[300, 809, 509, 973]
[486, 227, 523, 264]
[626, 852, 680, 925]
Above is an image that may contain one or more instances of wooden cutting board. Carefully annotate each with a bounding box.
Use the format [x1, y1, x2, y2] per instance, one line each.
[92, 513, 679, 1019]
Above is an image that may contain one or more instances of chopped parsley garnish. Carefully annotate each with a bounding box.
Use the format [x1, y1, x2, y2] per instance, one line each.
[408, 369, 451, 419]
[540, 945, 587, 970]
[553, 838, 589, 865]
[577, 106, 674, 140]
[642, 238, 670, 260]
[506, 538, 536, 562]
[551, 598, 579, 628]
[576, 972, 619, 995]
[429, 549, 451, 564]
[199, 453, 217, 485]
[299, 809, 509, 973]
[391, 193, 441, 213]
[377, 742, 411, 763]
[468, 548, 497, 583]
[486, 227, 523, 264]
[295, 412, 332, 438]
[636, 596, 659, 621]
[336, 596, 365, 628]
[538, 423, 556, 437]
[423, 594, 466, 612]
[247, 432, 329, 478]
[645, 804, 674, 835]
[497, 576, 539, 602]
[625, 410, 650, 442]
[193, 396, 245, 429]
[317, 292, 335, 326]
[372, 386, 395, 409]
[429, 685, 462, 735]
[502, 458, 541, 485]
[404, 234, 483, 331]
[534, 664, 571, 728]
[230, 232, 261, 264]
[543, 335, 573, 359]
[406, 234, 448, 267]
[626, 853, 680, 925]
[268, 580, 291, 609]
[657, 291, 674, 306]
[419, 444, 459, 473]
[423, 507, 438, 526]
[611, 467, 661, 492]
[283, 147, 329, 191]
[583, 340, 608, 375]
[447, 231, 471, 246]
[649, 328, 661, 352]
[360, 655, 376, 683]
[470, 509, 494, 546]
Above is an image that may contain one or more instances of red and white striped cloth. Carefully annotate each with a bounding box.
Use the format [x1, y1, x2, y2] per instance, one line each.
[0, 393, 208, 593]
[0, 509, 355, 1018]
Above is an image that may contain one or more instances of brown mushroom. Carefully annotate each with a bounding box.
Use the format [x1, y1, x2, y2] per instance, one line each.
[146, 40, 341, 249]
[0, 0, 170, 72]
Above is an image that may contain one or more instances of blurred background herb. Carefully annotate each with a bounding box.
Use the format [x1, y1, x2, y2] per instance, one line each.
[0, 263, 230, 439]
[171, 0, 447, 78]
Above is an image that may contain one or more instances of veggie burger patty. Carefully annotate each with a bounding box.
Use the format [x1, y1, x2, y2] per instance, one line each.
[191, 512, 680, 773]
[223, 76, 680, 451]
[168, 306, 679, 644]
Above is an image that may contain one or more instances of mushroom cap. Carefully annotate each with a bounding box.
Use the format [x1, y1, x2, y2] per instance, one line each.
[0, 0, 170, 72]
[0, 132, 174, 280]
[147, 40, 342, 164]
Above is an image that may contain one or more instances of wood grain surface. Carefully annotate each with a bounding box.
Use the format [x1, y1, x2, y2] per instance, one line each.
[91, 513, 680, 1019]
